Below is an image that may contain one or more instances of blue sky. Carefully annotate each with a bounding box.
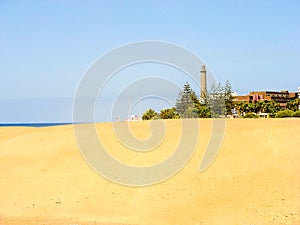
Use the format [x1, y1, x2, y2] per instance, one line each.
[0, 0, 299, 122]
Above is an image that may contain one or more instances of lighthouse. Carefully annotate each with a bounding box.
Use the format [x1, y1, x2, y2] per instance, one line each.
[200, 64, 207, 100]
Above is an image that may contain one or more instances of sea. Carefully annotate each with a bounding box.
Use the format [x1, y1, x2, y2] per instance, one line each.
[0, 123, 73, 127]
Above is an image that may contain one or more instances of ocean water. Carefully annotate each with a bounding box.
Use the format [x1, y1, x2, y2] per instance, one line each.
[0, 123, 72, 127]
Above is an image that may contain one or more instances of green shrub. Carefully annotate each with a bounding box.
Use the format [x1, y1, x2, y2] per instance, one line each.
[243, 112, 259, 118]
[292, 110, 300, 117]
[269, 113, 276, 118]
[275, 110, 293, 118]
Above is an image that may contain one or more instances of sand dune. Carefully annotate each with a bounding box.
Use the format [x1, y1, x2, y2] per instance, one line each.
[0, 119, 299, 225]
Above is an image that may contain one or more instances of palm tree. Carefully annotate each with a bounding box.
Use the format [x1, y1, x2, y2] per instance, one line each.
[286, 98, 300, 111]
[142, 108, 157, 120]
[235, 102, 244, 115]
[240, 102, 255, 114]
[159, 107, 179, 119]
[262, 100, 280, 114]
[254, 101, 264, 113]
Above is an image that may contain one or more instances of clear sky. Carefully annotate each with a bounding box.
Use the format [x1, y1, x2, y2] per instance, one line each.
[0, 0, 299, 122]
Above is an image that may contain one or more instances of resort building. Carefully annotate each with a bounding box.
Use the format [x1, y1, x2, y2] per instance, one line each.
[233, 90, 299, 106]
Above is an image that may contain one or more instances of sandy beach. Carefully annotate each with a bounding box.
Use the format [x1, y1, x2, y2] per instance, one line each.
[0, 119, 299, 225]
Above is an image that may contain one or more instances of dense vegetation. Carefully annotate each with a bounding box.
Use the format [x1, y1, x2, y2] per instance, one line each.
[275, 110, 294, 118]
[243, 112, 259, 118]
[142, 81, 232, 119]
[292, 110, 300, 117]
[142, 82, 300, 120]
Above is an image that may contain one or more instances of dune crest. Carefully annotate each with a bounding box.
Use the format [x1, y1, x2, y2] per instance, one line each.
[0, 119, 299, 225]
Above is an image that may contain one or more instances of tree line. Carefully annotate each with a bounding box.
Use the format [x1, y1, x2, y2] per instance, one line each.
[142, 81, 300, 120]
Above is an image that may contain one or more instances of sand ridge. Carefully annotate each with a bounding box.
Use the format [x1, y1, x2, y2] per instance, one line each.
[0, 119, 299, 225]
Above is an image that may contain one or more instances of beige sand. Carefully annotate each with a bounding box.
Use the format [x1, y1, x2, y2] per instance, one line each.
[0, 119, 299, 225]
